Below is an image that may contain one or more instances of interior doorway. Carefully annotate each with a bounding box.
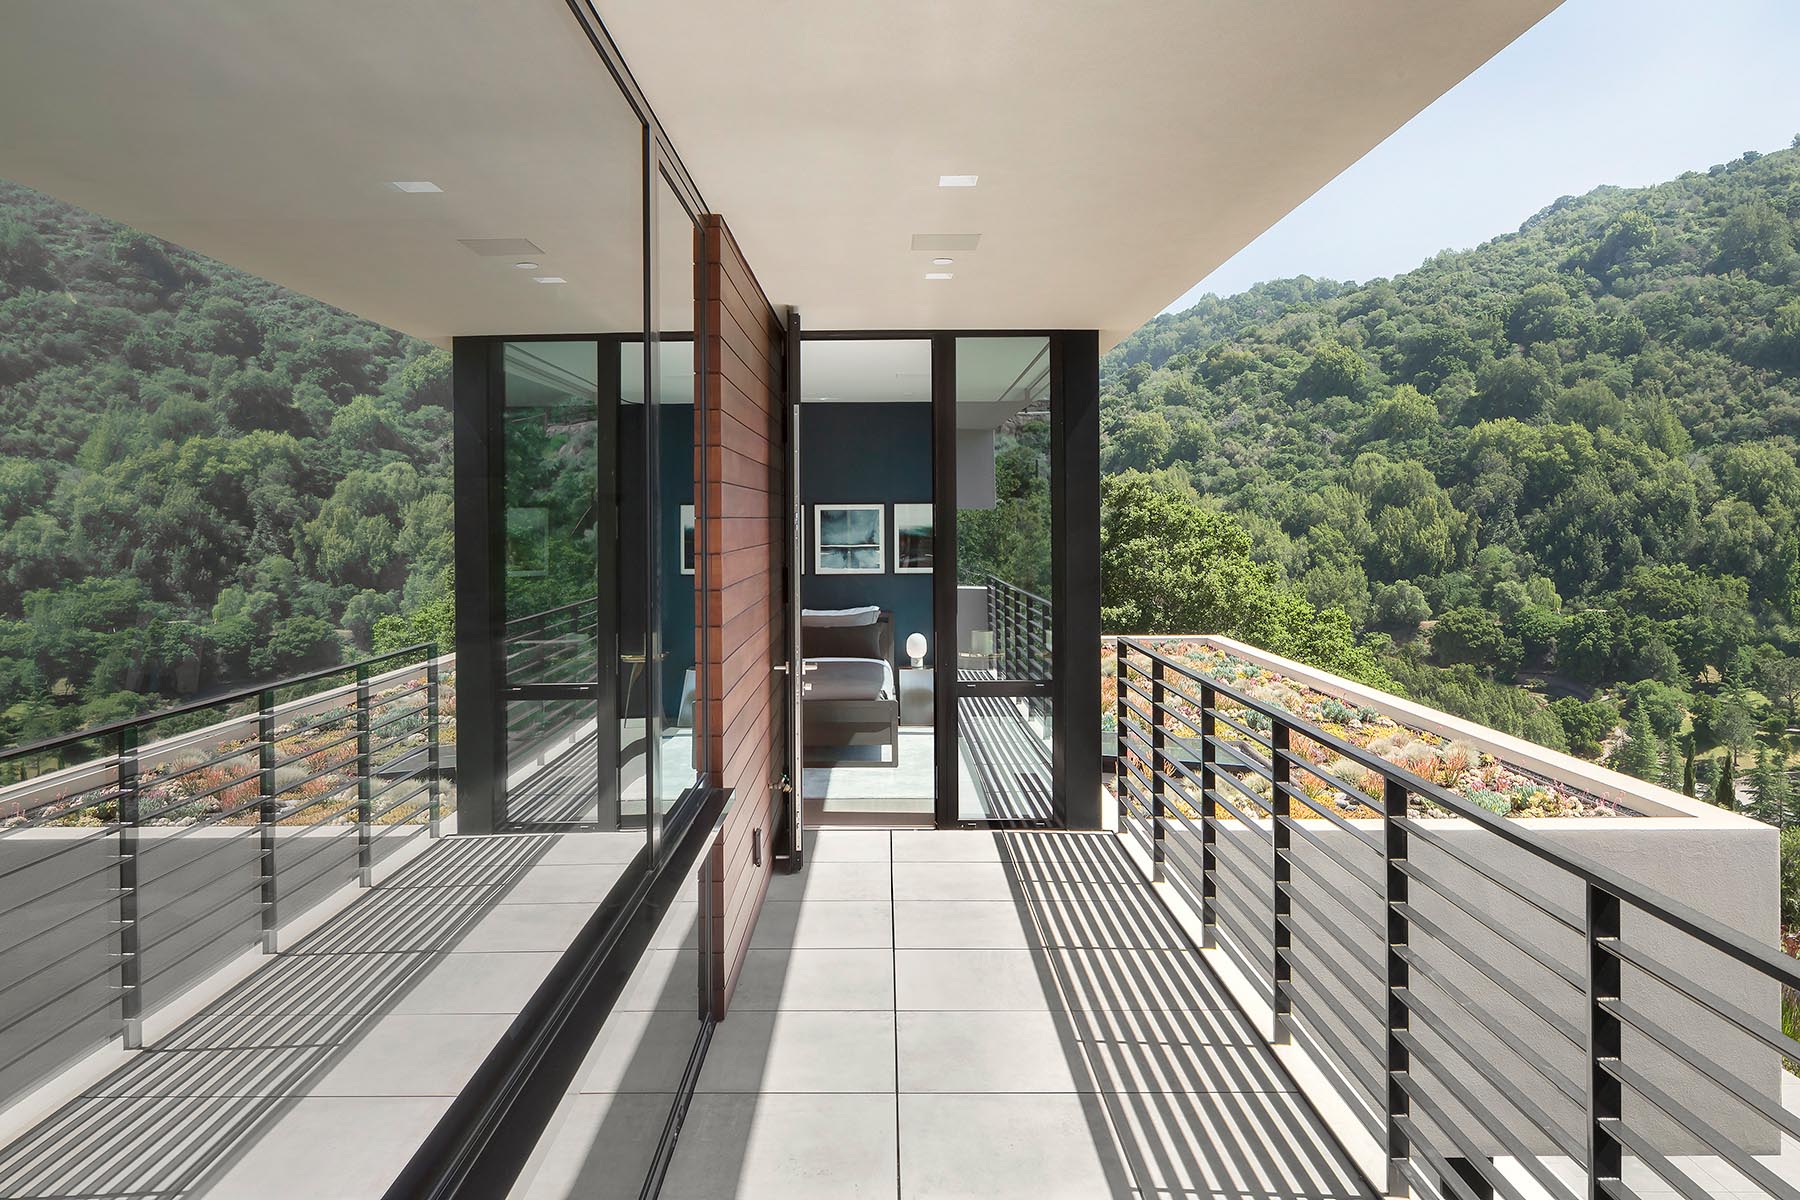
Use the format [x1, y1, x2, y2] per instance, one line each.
[786, 333, 1070, 828]
[795, 338, 938, 825]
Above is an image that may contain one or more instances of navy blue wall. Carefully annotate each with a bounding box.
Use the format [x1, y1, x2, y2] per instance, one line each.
[801, 402, 935, 664]
[660, 403, 695, 718]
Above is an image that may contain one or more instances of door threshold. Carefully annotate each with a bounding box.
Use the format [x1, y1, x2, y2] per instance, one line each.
[802, 805, 935, 828]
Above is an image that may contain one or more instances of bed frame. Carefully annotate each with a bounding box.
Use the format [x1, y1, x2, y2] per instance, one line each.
[802, 611, 900, 768]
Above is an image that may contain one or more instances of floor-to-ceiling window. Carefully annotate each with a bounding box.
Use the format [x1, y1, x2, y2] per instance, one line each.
[952, 336, 1054, 822]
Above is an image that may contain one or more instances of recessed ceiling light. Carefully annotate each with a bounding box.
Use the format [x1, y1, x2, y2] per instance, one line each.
[931, 258, 954, 266]
[532, 276, 568, 284]
[514, 261, 540, 270]
[938, 175, 978, 188]
[926, 272, 953, 280]
[389, 181, 442, 193]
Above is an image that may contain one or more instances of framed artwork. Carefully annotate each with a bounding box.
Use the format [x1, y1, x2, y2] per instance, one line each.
[814, 504, 884, 574]
[679, 504, 696, 575]
[893, 502, 934, 574]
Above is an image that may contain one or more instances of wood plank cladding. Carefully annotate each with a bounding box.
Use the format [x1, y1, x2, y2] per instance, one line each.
[698, 215, 786, 1018]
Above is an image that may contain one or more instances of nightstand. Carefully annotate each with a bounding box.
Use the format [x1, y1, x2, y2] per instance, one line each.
[899, 667, 935, 726]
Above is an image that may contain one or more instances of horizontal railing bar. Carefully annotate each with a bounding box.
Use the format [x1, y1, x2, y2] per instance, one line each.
[0, 926, 125, 1002]
[0, 854, 123, 909]
[1204, 778, 1274, 837]
[1279, 808, 1386, 900]
[1391, 1118, 1493, 1200]
[1208, 915, 1275, 1005]
[369, 784, 432, 826]
[2, 787, 127, 832]
[1604, 1117, 1715, 1200]
[1604, 1055, 1800, 1200]
[0, 990, 122, 1079]
[274, 783, 364, 829]
[1397, 1009, 1585, 1162]
[1400, 818, 1584, 934]
[1275, 779, 1385, 853]
[1392, 1062, 1541, 1200]
[1275, 748, 1378, 812]
[1284, 927, 1386, 1025]
[1396, 860, 1584, 990]
[365, 763, 432, 806]
[0, 824, 117, 881]
[1602, 995, 1800, 1143]
[1287, 1014, 1385, 1112]
[0, 889, 126, 960]
[270, 822, 363, 886]
[138, 740, 262, 788]
[1206, 789, 1274, 852]
[1281, 889, 1385, 981]
[1204, 707, 1273, 754]
[0, 953, 123, 1018]
[1396, 1036, 1584, 1200]
[1608, 937, 1800, 1064]
[1282, 839, 1383, 933]
[136, 770, 263, 823]
[1397, 906, 1584, 1045]
[1203, 732, 1274, 784]
[271, 727, 361, 772]
[1399, 967, 1583, 1109]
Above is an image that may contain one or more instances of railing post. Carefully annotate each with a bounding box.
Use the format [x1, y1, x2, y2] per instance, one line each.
[1585, 883, 1623, 1200]
[1383, 777, 1411, 1196]
[1149, 654, 1168, 884]
[427, 652, 442, 838]
[1199, 682, 1218, 949]
[356, 661, 373, 887]
[1270, 718, 1292, 1046]
[259, 688, 278, 953]
[116, 725, 142, 1050]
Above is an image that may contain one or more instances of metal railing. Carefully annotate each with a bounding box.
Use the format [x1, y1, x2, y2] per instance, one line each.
[504, 597, 600, 752]
[0, 643, 443, 1104]
[1113, 636, 1799, 1200]
[986, 576, 1052, 725]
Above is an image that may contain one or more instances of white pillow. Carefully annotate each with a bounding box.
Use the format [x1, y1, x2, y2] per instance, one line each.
[801, 605, 880, 627]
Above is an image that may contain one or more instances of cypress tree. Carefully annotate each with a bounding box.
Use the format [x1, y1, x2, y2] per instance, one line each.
[1716, 752, 1737, 809]
[1682, 736, 1696, 797]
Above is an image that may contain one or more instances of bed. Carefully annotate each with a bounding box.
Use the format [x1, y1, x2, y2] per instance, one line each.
[802, 608, 900, 768]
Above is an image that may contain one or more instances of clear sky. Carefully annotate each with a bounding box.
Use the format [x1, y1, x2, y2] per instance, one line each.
[1164, 0, 1800, 311]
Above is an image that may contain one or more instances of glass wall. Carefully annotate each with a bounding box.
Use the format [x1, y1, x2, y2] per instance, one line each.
[654, 173, 703, 829]
[954, 336, 1053, 821]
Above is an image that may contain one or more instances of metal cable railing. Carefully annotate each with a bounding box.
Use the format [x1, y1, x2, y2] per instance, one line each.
[0, 643, 445, 1105]
[1114, 635, 1798, 1200]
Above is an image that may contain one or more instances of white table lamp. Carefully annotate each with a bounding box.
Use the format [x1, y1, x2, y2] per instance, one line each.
[905, 632, 927, 668]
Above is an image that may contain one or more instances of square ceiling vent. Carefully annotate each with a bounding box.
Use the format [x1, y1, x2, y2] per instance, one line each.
[458, 238, 544, 257]
[910, 233, 982, 252]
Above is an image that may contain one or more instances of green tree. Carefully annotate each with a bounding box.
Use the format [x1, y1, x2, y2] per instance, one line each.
[1608, 708, 1660, 781]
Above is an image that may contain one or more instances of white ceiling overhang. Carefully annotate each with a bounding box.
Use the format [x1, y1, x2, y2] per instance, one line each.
[0, 1, 1559, 348]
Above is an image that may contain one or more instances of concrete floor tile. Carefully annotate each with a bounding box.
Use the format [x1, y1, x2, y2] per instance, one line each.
[729, 948, 895, 1011]
[748, 900, 893, 949]
[699, 1010, 896, 1093]
[660, 1092, 899, 1199]
[766, 860, 894, 902]
[899, 1092, 1134, 1199]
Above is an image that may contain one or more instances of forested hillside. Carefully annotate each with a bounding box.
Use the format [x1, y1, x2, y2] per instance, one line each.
[1100, 141, 1800, 820]
[0, 180, 451, 748]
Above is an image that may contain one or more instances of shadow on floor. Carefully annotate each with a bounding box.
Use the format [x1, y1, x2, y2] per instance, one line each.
[0, 834, 562, 1200]
[999, 830, 1375, 1199]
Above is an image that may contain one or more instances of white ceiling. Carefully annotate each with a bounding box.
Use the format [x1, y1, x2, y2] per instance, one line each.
[0, 0, 1557, 349]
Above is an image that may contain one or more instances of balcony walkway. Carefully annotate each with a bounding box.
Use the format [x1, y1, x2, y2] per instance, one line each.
[630, 828, 1371, 1200]
[0, 829, 642, 1200]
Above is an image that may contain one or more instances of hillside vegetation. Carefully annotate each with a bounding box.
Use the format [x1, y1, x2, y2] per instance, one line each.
[0, 180, 450, 748]
[1100, 141, 1800, 823]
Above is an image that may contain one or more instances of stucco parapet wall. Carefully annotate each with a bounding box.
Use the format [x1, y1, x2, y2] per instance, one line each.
[1107, 633, 1760, 828]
